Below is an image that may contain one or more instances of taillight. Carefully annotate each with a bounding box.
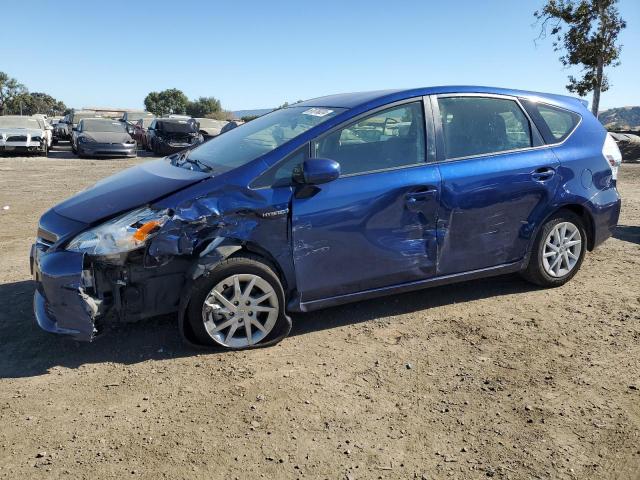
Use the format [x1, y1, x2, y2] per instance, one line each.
[602, 133, 622, 181]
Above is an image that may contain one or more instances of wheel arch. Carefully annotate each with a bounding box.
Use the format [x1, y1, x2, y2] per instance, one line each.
[177, 237, 294, 346]
[553, 204, 595, 251]
[531, 203, 596, 253]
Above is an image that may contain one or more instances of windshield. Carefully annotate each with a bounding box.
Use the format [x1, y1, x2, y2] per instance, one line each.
[0, 116, 43, 129]
[82, 119, 127, 132]
[72, 112, 99, 123]
[188, 106, 344, 171]
[157, 120, 197, 133]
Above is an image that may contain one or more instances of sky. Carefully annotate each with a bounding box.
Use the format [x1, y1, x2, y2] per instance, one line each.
[1, 0, 638, 112]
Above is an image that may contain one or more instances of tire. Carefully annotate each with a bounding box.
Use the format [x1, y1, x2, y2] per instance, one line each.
[186, 254, 289, 349]
[521, 210, 587, 287]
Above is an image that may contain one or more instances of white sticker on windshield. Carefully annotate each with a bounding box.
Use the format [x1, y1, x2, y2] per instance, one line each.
[302, 108, 334, 117]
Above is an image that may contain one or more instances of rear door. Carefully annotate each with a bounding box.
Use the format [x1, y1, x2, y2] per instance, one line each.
[432, 94, 560, 275]
[291, 99, 441, 303]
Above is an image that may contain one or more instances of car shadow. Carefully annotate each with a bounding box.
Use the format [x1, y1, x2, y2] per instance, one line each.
[613, 224, 640, 245]
[290, 274, 533, 337]
[0, 274, 534, 379]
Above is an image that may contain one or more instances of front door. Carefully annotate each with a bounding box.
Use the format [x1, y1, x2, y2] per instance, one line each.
[432, 94, 561, 275]
[292, 100, 441, 303]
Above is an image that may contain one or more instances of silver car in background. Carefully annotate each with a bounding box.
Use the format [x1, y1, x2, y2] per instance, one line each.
[71, 118, 137, 158]
[0, 116, 49, 156]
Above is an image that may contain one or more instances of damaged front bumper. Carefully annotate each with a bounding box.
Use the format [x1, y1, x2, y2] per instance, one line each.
[30, 239, 189, 342]
[30, 244, 102, 341]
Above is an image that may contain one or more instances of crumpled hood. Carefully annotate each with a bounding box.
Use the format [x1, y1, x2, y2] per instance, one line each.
[0, 127, 44, 137]
[54, 158, 210, 224]
[79, 132, 132, 143]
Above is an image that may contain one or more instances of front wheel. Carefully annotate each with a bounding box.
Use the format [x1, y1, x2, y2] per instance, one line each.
[186, 255, 289, 349]
[521, 211, 586, 287]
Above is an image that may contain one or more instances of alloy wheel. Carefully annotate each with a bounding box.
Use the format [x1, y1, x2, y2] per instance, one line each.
[542, 221, 582, 278]
[201, 273, 279, 348]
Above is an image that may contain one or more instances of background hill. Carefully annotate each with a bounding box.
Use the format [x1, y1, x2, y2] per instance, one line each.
[599, 106, 640, 131]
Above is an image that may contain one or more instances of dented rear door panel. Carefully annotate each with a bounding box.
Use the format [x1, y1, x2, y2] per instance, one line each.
[436, 148, 560, 275]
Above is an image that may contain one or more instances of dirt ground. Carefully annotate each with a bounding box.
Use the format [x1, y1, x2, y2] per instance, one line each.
[0, 144, 639, 480]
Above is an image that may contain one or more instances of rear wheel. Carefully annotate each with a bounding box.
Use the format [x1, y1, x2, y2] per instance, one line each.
[521, 211, 586, 287]
[186, 255, 289, 349]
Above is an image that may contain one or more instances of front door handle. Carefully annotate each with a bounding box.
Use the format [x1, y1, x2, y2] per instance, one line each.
[531, 167, 556, 181]
[405, 187, 438, 210]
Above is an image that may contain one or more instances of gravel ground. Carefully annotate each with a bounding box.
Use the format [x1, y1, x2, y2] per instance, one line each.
[0, 143, 639, 479]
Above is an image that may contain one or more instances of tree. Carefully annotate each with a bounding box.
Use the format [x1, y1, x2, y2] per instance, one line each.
[534, 0, 626, 116]
[186, 96, 222, 118]
[144, 88, 189, 116]
[7, 92, 67, 116]
[0, 71, 26, 115]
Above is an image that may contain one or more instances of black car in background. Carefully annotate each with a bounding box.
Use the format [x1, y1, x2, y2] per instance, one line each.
[146, 118, 203, 155]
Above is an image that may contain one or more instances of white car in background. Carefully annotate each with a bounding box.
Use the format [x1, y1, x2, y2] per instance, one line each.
[33, 114, 54, 147]
[0, 116, 49, 156]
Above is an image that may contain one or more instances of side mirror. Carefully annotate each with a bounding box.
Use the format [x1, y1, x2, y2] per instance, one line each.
[299, 158, 340, 185]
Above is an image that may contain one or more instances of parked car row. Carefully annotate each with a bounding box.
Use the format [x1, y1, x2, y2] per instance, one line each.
[2, 108, 242, 158]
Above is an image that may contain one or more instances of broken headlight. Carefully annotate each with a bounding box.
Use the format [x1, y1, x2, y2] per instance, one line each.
[66, 207, 169, 255]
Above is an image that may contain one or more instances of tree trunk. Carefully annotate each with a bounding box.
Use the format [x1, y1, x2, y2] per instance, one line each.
[591, 58, 603, 118]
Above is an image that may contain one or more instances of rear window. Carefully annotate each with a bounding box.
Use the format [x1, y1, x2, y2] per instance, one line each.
[521, 101, 581, 144]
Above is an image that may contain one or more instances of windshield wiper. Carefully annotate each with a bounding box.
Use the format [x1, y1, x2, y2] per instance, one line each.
[176, 150, 212, 172]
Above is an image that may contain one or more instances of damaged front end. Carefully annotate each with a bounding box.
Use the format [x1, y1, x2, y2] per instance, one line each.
[30, 206, 187, 342]
[30, 180, 294, 344]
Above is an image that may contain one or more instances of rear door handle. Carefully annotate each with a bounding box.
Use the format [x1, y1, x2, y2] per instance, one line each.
[531, 167, 556, 181]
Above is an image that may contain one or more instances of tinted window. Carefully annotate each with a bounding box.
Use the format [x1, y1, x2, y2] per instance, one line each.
[522, 101, 580, 143]
[157, 120, 197, 133]
[81, 119, 127, 132]
[438, 97, 532, 159]
[314, 102, 426, 175]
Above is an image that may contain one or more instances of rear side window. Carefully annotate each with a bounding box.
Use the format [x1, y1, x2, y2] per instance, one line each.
[437, 97, 533, 160]
[522, 101, 581, 144]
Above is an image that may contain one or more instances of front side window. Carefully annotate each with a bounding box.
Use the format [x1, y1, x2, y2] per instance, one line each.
[438, 97, 533, 159]
[313, 102, 426, 176]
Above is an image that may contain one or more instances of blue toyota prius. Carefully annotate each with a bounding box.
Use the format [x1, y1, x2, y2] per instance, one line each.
[30, 86, 622, 349]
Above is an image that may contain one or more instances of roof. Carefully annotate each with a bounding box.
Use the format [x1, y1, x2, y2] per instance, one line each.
[296, 86, 587, 112]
